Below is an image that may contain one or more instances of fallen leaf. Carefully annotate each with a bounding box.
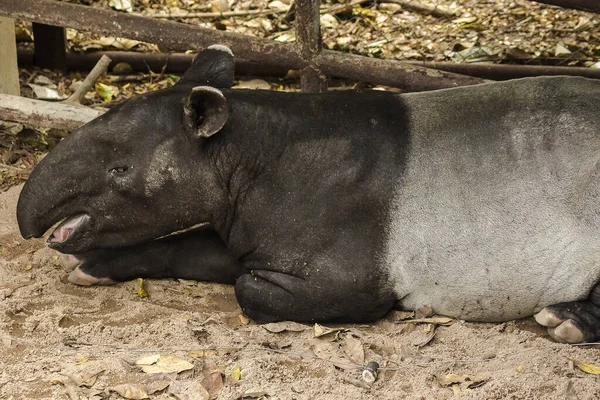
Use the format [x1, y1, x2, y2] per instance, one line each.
[234, 79, 271, 90]
[143, 372, 176, 394]
[404, 316, 454, 326]
[134, 278, 148, 298]
[109, 0, 133, 12]
[50, 375, 81, 400]
[136, 354, 161, 365]
[341, 335, 364, 365]
[229, 364, 241, 382]
[574, 360, 600, 375]
[312, 341, 355, 369]
[314, 323, 346, 337]
[110, 383, 149, 399]
[96, 82, 117, 103]
[73, 371, 103, 388]
[413, 324, 437, 348]
[555, 43, 572, 57]
[239, 314, 250, 325]
[136, 354, 194, 374]
[201, 360, 223, 399]
[168, 379, 210, 400]
[263, 321, 308, 333]
[28, 84, 67, 100]
[76, 357, 89, 365]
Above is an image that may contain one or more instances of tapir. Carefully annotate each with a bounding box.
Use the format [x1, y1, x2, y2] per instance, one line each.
[16, 45, 600, 344]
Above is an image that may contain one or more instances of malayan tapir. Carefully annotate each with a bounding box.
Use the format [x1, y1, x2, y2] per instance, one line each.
[16, 45, 600, 344]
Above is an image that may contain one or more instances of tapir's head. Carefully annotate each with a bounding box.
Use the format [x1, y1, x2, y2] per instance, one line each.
[17, 45, 235, 253]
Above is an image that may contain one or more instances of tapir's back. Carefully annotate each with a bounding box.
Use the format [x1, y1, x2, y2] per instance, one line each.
[384, 77, 600, 321]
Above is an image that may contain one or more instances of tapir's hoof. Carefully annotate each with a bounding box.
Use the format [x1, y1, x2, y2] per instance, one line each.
[534, 304, 600, 344]
[68, 265, 116, 286]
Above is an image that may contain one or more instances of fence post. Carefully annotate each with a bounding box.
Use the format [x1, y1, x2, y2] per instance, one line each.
[32, 23, 67, 70]
[296, 0, 327, 93]
[0, 17, 20, 95]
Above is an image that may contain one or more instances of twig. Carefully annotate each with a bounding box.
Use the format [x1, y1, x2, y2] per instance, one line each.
[63, 54, 111, 106]
[148, 8, 288, 19]
[381, 0, 457, 17]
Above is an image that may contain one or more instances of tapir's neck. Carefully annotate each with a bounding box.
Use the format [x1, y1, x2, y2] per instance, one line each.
[203, 90, 299, 238]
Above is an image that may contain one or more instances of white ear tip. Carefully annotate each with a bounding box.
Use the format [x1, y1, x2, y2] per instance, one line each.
[207, 44, 233, 57]
[191, 86, 225, 98]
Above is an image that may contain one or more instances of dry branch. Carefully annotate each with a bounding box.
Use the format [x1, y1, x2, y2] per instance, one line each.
[148, 7, 287, 19]
[296, 0, 327, 92]
[0, 0, 483, 91]
[409, 61, 600, 80]
[64, 54, 111, 105]
[0, 94, 102, 130]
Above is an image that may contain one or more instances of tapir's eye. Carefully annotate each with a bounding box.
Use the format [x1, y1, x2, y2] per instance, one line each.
[110, 166, 129, 174]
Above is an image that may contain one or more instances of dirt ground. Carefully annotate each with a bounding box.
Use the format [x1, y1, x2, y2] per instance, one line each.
[1, 184, 600, 399]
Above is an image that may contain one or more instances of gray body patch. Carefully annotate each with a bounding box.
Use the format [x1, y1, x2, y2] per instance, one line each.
[385, 77, 600, 321]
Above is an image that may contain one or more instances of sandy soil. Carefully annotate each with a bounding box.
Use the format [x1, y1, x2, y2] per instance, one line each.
[1, 184, 599, 399]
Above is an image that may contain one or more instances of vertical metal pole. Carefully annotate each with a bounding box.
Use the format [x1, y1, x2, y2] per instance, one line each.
[0, 17, 20, 95]
[33, 23, 67, 70]
[295, 0, 327, 93]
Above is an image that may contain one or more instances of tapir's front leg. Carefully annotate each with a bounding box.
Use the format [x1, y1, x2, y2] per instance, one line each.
[67, 225, 243, 285]
[235, 265, 396, 323]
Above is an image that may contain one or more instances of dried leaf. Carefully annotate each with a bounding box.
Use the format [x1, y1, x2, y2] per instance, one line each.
[136, 354, 194, 374]
[239, 314, 250, 325]
[109, 0, 133, 12]
[262, 321, 308, 333]
[50, 375, 81, 400]
[201, 360, 223, 399]
[72, 371, 103, 388]
[413, 324, 437, 348]
[28, 84, 67, 100]
[341, 335, 364, 365]
[312, 341, 355, 369]
[143, 373, 176, 394]
[404, 316, 454, 326]
[134, 278, 148, 298]
[229, 364, 241, 382]
[314, 323, 346, 337]
[110, 383, 149, 399]
[168, 379, 210, 400]
[574, 360, 600, 375]
[234, 79, 271, 90]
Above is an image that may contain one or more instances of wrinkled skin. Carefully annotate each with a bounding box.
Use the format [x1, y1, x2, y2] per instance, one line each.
[17, 45, 600, 343]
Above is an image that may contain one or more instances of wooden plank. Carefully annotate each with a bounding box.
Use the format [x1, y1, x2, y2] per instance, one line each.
[0, 0, 485, 91]
[0, 17, 20, 95]
[32, 23, 67, 70]
[0, 94, 102, 130]
[296, 0, 327, 93]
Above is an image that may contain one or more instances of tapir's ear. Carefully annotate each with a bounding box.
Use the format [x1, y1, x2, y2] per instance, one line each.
[177, 45, 234, 88]
[184, 86, 228, 139]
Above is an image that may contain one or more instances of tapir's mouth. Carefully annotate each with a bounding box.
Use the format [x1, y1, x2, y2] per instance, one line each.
[47, 214, 91, 247]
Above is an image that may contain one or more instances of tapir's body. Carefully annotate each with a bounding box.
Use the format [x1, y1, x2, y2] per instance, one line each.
[17, 46, 600, 343]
